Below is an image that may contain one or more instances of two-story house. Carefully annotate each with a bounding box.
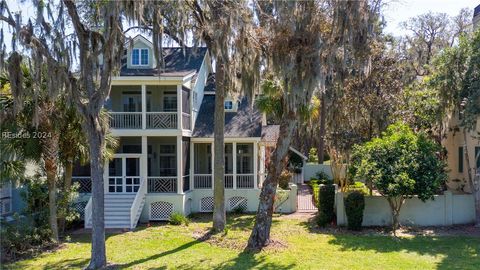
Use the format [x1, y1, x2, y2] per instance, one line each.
[443, 6, 480, 193]
[73, 35, 289, 229]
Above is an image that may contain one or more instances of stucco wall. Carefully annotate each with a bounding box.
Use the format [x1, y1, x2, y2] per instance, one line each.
[304, 164, 333, 181]
[336, 191, 476, 227]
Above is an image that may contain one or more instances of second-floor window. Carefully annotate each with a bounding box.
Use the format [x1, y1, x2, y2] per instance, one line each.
[132, 48, 149, 66]
[163, 92, 177, 112]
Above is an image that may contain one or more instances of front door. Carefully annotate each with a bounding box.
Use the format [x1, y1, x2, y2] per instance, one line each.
[108, 156, 141, 193]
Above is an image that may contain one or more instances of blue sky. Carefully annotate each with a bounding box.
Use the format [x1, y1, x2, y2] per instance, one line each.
[3, 0, 479, 42]
[383, 0, 479, 36]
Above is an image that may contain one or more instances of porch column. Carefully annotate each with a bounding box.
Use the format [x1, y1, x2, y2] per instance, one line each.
[211, 142, 214, 189]
[141, 136, 148, 189]
[177, 84, 182, 131]
[253, 141, 258, 189]
[177, 136, 183, 194]
[190, 142, 194, 190]
[141, 85, 146, 130]
[259, 144, 266, 187]
[233, 142, 237, 189]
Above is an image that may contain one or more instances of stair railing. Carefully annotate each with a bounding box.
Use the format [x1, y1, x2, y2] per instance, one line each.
[84, 196, 92, 228]
[130, 176, 147, 229]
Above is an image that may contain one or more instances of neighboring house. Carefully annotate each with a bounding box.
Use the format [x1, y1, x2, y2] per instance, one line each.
[443, 7, 480, 193]
[74, 35, 288, 229]
[0, 181, 27, 221]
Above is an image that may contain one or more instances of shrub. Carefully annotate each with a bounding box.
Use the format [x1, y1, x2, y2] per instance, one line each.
[1, 179, 53, 263]
[317, 184, 335, 227]
[344, 191, 365, 230]
[350, 122, 447, 236]
[315, 171, 333, 185]
[231, 204, 247, 214]
[169, 212, 189, 226]
[346, 181, 369, 195]
[278, 170, 292, 190]
[308, 148, 318, 163]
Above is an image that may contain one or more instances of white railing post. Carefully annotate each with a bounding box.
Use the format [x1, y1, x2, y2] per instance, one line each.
[253, 141, 258, 189]
[177, 136, 183, 194]
[211, 142, 214, 189]
[190, 142, 194, 190]
[141, 85, 146, 130]
[177, 84, 182, 131]
[233, 142, 237, 189]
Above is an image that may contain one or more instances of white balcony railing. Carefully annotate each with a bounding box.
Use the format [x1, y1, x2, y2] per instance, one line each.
[148, 177, 177, 193]
[225, 174, 234, 189]
[194, 174, 212, 189]
[146, 112, 177, 129]
[72, 177, 91, 193]
[237, 174, 255, 189]
[110, 112, 142, 129]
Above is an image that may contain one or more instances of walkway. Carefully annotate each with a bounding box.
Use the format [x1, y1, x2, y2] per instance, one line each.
[297, 184, 317, 212]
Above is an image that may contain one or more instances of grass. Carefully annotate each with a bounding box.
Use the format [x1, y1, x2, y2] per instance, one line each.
[5, 214, 480, 270]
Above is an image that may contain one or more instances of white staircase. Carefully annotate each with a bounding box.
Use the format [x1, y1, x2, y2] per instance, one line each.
[85, 178, 147, 229]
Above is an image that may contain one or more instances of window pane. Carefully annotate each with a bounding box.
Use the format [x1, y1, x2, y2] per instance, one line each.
[141, 49, 148, 65]
[224, 101, 233, 110]
[163, 96, 177, 112]
[132, 49, 139, 65]
[236, 143, 253, 174]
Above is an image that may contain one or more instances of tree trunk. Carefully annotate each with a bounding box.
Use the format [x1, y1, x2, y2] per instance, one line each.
[317, 93, 326, 164]
[85, 118, 107, 270]
[40, 114, 60, 243]
[212, 59, 226, 232]
[387, 196, 405, 237]
[45, 158, 59, 242]
[247, 112, 297, 250]
[463, 129, 480, 226]
[59, 159, 73, 234]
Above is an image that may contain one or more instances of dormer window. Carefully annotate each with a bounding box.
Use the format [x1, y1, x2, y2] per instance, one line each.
[132, 48, 149, 66]
[224, 100, 233, 110]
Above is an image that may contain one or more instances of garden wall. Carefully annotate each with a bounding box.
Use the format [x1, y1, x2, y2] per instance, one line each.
[303, 164, 332, 181]
[336, 191, 475, 227]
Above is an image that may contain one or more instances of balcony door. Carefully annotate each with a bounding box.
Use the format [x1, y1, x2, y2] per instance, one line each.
[108, 154, 141, 193]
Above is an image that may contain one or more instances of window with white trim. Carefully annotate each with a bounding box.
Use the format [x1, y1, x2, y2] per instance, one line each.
[132, 48, 149, 66]
[224, 100, 233, 110]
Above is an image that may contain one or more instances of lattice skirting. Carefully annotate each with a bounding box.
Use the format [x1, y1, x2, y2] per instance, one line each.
[72, 201, 88, 220]
[200, 196, 214, 212]
[150, 201, 174, 220]
[228, 196, 248, 211]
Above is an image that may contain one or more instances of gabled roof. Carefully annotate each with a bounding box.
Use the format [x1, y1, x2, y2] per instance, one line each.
[120, 46, 208, 77]
[193, 96, 262, 138]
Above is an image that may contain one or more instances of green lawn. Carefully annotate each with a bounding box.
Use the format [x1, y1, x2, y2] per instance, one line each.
[6, 214, 480, 270]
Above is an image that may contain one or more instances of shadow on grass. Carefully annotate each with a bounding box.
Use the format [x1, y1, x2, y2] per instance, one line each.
[41, 258, 89, 270]
[213, 250, 295, 270]
[329, 232, 480, 269]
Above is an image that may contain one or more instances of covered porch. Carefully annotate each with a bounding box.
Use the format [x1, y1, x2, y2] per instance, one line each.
[105, 84, 191, 130]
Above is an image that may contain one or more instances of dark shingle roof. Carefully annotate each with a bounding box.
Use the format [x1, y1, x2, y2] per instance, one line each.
[120, 47, 207, 77]
[261, 125, 280, 142]
[193, 96, 262, 138]
[475, 5, 480, 17]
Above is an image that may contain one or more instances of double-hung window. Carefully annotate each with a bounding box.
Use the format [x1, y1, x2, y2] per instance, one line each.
[132, 48, 149, 66]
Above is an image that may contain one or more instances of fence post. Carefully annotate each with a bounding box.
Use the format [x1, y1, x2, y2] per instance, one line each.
[336, 191, 346, 226]
[444, 190, 453, 226]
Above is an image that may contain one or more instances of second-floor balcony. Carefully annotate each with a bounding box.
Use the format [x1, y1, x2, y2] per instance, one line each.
[106, 85, 191, 130]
